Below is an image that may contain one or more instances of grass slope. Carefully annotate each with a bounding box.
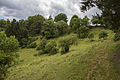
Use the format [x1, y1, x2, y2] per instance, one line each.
[7, 28, 120, 80]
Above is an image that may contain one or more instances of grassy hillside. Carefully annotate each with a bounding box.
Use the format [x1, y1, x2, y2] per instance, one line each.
[7, 28, 120, 80]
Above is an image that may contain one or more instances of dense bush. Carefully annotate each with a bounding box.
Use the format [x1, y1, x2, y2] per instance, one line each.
[27, 42, 37, 48]
[0, 52, 14, 80]
[0, 31, 19, 53]
[36, 38, 47, 50]
[77, 26, 89, 38]
[114, 32, 120, 41]
[99, 31, 108, 39]
[58, 35, 78, 54]
[88, 33, 94, 41]
[0, 31, 19, 80]
[45, 40, 58, 55]
[37, 40, 58, 55]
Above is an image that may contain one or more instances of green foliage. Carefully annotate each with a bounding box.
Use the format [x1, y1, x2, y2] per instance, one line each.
[27, 15, 45, 36]
[45, 40, 58, 55]
[0, 19, 7, 29]
[54, 13, 68, 23]
[99, 31, 108, 39]
[70, 18, 80, 31]
[5, 19, 28, 47]
[27, 42, 37, 48]
[54, 20, 68, 36]
[114, 32, 120, 41]
[0, 31, 19, 80]
[58, 35, 78, 54]
[0, 31, 19, 53]
[42, 20, 58, 39]
[81, 0, 120, 31]
[0, 52, 13, 80]
[77, 26, 89, 38]
[36, 38, 47, 50]
[81, 16, 89, 26]
[37, 39, 58, 55]
[88, 33, 94, 41]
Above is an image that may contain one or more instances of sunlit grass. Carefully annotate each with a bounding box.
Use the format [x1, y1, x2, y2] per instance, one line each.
[7, 28, 120, 80]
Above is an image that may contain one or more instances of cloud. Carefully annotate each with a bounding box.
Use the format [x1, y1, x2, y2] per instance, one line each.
[0, 0, 101, 21]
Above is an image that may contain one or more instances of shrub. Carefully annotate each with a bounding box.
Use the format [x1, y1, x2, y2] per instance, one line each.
[88, 33, 94, 41]
[45, 40, 58, 55]
[27, 42, 37, 48]
[0, 31, 19, 53]
[77, 26, 89, 38]
[20, 38, 28, 48]
[99, 31, 108, 39]
[58, 35, 78, 54]
[36, 38, 47, 50]
[114, 32, 120, 41]
[38, 50, 46, 55]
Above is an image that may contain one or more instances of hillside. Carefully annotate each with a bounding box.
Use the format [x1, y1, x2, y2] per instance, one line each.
[7, 28, 120, 80]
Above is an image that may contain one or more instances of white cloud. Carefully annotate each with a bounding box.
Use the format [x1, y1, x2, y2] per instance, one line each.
[0, 0, 101, 21]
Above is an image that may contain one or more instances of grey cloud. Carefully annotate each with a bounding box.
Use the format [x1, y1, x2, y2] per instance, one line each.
[0, 0, 101, 21]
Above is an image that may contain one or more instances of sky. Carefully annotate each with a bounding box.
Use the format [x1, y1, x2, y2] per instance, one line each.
[0, 0, 101, 21]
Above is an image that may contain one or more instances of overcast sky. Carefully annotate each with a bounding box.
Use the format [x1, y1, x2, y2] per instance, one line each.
[0, 0, 101, 21]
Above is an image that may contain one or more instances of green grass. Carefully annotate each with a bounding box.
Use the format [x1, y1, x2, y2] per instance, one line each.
[7, 28, 120, 80]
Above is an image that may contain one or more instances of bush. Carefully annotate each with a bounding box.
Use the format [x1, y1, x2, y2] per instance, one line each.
[58, 35, 78, 54]
[20, 38, 28, 48]
[88, 33, 94, 41]
[99, 31, 108, 39]
[114, 32, 120, 41]
[36, 38, 47, 50]
[38, 50, 46, 55]
[77, 26, 89, 38]
[0, 31, 19, 53]
[27, 42, 37, 48]
[45, 40, 58, 55]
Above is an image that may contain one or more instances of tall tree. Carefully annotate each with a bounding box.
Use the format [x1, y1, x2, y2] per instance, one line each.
[81, 16, 90, 26]
[0, 19, 7, 30]
[27, 14, 45, 36]
[55, 20, 68, 35]
[80, 0, 120, 31]
[41, 20, 58, 39]
[54, 13, 68, 23]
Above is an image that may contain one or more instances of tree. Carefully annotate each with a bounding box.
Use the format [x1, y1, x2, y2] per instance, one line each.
[41, 20, 58, 39]
[81, 16, 90, 26]
[70, 18, 80, 31]
[71, 14, 79, 19]
[27, 14, 45, 36]
[80, 0, 120, 32]
[77, 26, 89, 38]
[54, 20, 68, 36]
[0, 19, 7, 30]
[54, 13, 68, 23]
[5, 19, 28, 47]
[0, 31, 19, 80]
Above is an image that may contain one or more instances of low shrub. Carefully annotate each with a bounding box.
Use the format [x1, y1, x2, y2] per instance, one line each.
[114, 32, 120, 41]
[36, 38, 47, 50]
[99, 31, 108, 39]
[58, 35, 78, 54]
[88, 33, 94, 41]
[27, 42, 37, 48]
[77, 26, 89, 39]
[45, 40, 58, 55]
